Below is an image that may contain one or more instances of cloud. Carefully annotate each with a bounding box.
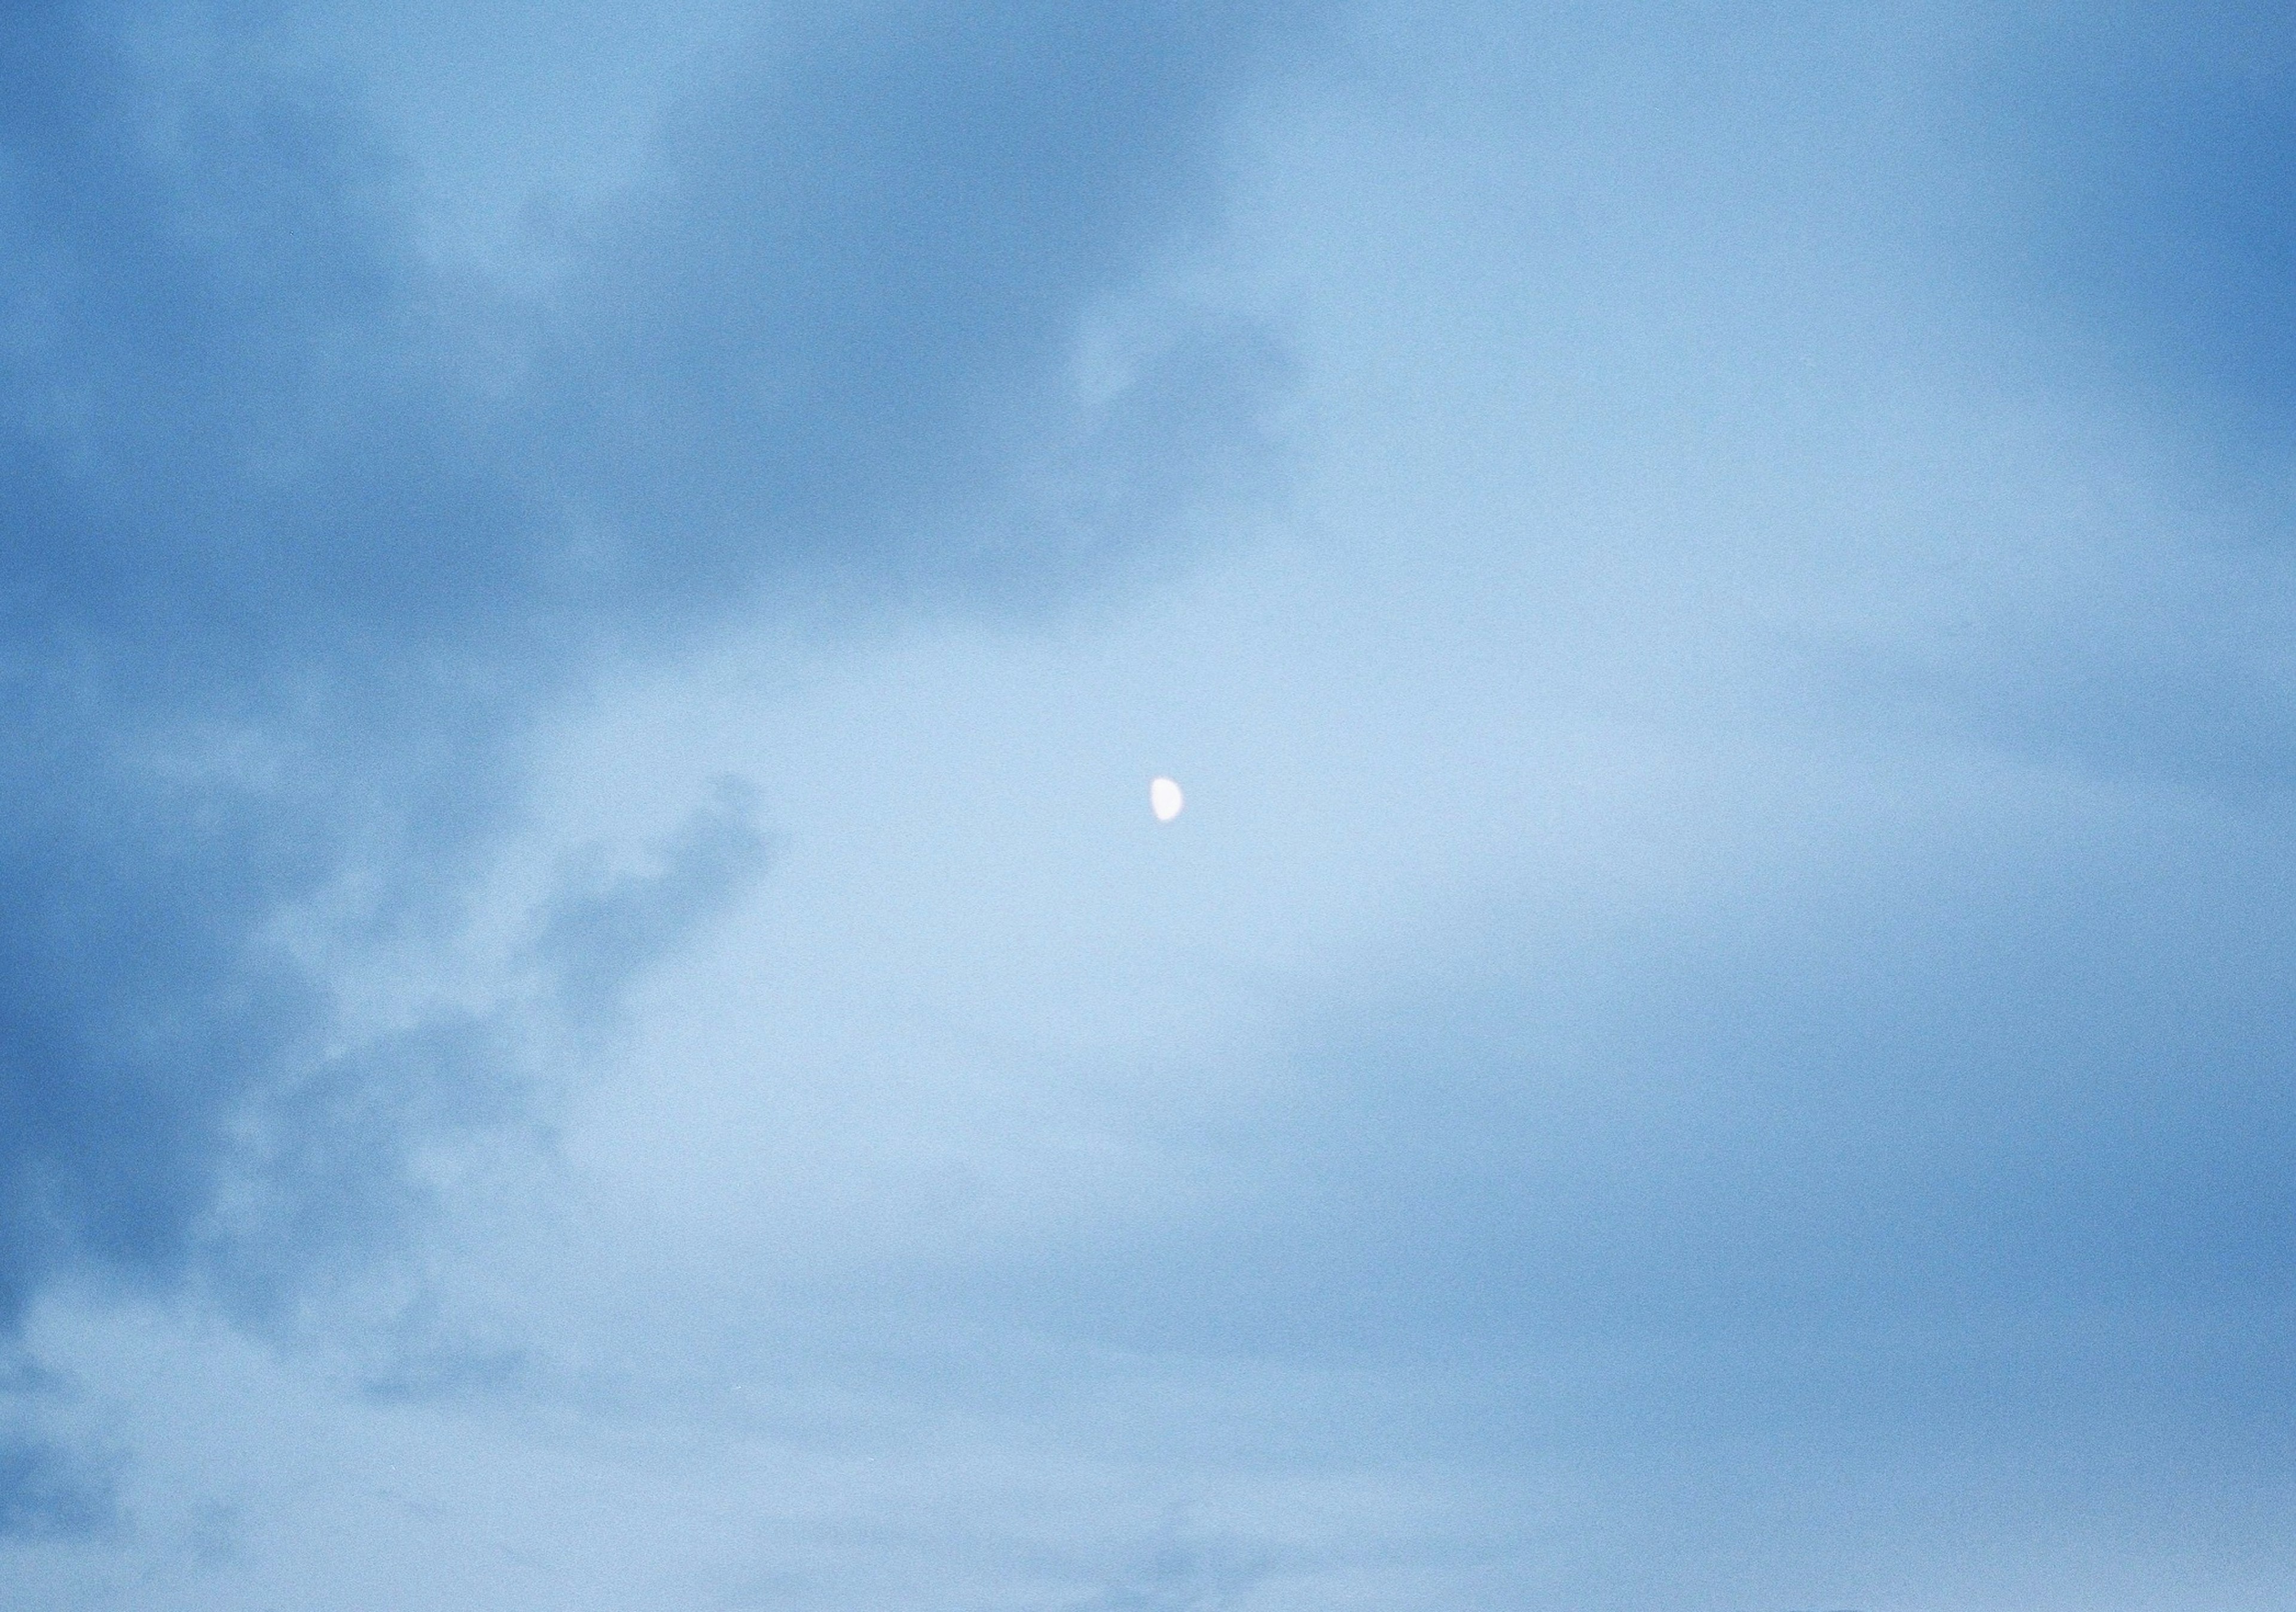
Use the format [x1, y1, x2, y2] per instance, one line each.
[0, 1355, 114, 1541]
[10, 4, 2295, 1603]
[532, 774, 770, 1024]
[1067, 1532, 1271, 1611]
[0, 0, 1311, 1341]
[0, 1434, 115, 1541]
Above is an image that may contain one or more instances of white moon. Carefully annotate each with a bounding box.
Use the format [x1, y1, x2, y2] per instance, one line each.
[1149, 776, 1184, 823]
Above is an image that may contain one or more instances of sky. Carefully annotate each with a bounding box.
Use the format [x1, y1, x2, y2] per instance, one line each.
[2, 2, 2294, 1607]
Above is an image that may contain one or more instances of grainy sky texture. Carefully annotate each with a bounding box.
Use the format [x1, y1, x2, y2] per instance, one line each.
[4, 3, 2295, 1608]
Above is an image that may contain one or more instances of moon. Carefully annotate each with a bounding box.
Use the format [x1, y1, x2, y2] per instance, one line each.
[1149, 776, 1184, 823]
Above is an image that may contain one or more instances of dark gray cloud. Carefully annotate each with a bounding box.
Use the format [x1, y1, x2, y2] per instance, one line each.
[0, 0, 1308, 1357]
[528, 2, 1308, 606]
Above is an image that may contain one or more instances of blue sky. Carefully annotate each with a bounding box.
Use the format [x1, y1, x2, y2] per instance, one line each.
[4, 2, 2294, 1607]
